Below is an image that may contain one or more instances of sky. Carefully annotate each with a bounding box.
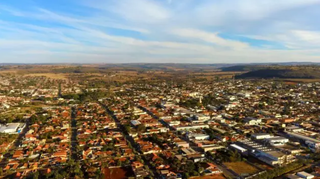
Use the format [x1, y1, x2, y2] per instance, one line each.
[0, 0, 320, 63]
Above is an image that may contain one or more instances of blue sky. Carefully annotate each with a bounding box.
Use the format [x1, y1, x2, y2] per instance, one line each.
[0, 0, 320, 63]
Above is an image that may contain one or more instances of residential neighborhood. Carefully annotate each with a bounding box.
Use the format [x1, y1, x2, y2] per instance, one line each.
[1, 69, 320, 179]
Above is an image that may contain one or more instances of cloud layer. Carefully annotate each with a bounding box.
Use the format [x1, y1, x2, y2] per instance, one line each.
[0, 0, 319, 63]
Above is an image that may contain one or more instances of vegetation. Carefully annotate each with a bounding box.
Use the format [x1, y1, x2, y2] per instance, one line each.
[251, 161, 307, 179]
[221, 65, 267, 72]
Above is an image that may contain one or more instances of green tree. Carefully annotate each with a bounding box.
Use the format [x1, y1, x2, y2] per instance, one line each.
[33, 171, 39, 179]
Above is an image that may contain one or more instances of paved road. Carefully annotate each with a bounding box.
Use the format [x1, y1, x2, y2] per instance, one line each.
[99, 102, 159, 178]
[71, 106, 78, 160]
[70, 106, 79, 178]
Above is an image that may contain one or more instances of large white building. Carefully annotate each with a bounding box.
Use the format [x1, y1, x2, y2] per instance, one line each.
[238, 139, 295, 166]
[252, 133, 272, 140]
[265, 137, 289, 146]
[286, 131, 320, 152]
[230, 144, 248, 155]
[187, 133, 210, 140]
[0, 123, 25, 134]
[297, 171, 314, 179]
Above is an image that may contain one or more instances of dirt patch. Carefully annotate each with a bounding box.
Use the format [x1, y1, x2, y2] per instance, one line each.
[104, 167, 134, 179]
[224, 162, 259, 175]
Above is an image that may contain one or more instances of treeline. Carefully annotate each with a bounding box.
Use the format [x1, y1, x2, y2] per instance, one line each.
[252, 161, 307, 179]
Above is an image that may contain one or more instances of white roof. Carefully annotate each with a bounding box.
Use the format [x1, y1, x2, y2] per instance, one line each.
[267, 136, 289, 141]
[230, 144, 247, 152]
[252, 133, 271, 137]
[0, 123, 22, 133]
[297, 171, 314, 178]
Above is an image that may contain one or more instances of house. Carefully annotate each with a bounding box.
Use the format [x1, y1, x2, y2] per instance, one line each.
[175, 141, 190, 148]
[53, 151, 67, 158]
[160, 170, 182, 179]
[203, 162, 222, 175]
[244, 117, 262, 125]
[131, 161, 149, 178]
[131, 161, 144, 169]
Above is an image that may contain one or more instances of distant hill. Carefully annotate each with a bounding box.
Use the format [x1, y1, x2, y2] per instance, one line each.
[220, 63, 320, 72]
[220, 65, 266, 72]
[236, 68, 320, 79]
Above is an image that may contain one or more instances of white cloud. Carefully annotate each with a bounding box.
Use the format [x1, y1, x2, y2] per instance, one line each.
[0, 0, 320, 63]
[192, 0, 320, 26]
[171, 29, 249, 49]
[86, 0, 170, 24]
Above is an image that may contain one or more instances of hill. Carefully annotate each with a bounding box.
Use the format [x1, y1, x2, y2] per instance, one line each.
[236, 68, 320, 79]
[220, 65, 266, 72]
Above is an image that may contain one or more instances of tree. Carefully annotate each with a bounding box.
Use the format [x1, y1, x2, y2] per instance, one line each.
[74, 163, 81, 175]
[137, 124, 146, 132]
[33, 171, 39, 179]
[54, 171, 62, 179]
[117, 160, 122, 166]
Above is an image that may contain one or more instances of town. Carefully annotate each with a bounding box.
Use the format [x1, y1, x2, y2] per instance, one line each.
[0, 66, 320, 179]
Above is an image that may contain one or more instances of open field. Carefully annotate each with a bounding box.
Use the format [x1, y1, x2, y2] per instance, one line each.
[224, 162, 259, 175]
[24, 73, 69, 80]
[0, 70, 18, 74]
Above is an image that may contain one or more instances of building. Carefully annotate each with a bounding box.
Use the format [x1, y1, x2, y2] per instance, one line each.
[266, 137, 289, 146]
[287, 174, 303, 179]
[286, 131, 320, 152]
[230, 144, 248, 155]
[187, 133, 210, 140]
[257, 150, 290, 166]
[286, 126, 304, 133]
[252, 133, 272, 140]
[237, 139, 295, 166]
[0, 123, 25, 134]
[173, 124, 209, 131]
[244, 117, 262, 125]
[192, 114, 210, 123]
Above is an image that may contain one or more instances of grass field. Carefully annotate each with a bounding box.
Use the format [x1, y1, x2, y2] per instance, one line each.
[224, 162, 259, 175]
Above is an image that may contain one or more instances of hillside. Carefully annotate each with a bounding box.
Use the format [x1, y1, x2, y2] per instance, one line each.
[220, 63, 320, 72]
[236, 68, 320, 79]
[220, 65, 265, 72]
